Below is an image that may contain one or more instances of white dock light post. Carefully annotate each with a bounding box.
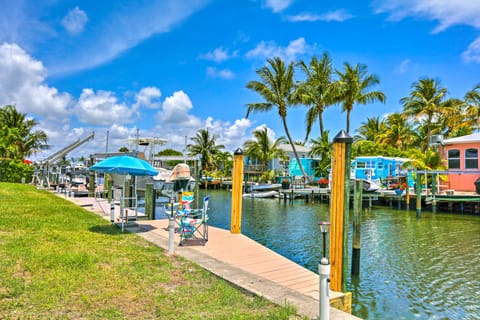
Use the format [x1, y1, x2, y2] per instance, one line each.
[168, 196, 175, 254]
[318, 221, 331, 320]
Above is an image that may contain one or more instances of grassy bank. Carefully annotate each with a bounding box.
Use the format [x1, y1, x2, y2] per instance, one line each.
[0, 183, 298, 319]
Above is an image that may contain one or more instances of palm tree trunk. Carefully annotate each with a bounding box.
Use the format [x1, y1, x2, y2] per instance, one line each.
[319, 114, 324, 139]
[281, 117, 308, 181]
[346, 109, 351, 133]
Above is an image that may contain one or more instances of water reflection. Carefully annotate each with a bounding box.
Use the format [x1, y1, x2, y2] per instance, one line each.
[201, 190, 480, 320]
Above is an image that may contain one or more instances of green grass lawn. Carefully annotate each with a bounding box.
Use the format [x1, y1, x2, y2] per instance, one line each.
[0, 183, 299, 319]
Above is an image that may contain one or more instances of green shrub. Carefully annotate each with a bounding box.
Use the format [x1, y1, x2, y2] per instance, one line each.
[0, 159, 34, 183]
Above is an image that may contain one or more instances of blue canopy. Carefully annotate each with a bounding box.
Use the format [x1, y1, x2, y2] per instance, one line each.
[89, 155, 158, 176]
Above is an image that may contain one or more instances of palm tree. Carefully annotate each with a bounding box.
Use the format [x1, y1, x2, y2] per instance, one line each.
[245, 57, 308, 180]
[355, 116, 386, 143]
[464, 83, 480, 131]
[377, 113, 419, 151]
[0, 105, 48, 159]
[309, 130, 332, 178]
[401, 78, 451, 150]
[296, 52, 336, 141]
[214, 151, 233, 176]
[187, 128, 225, 172]
[242, 126, 287, 172]
[335, 63, 386, 133]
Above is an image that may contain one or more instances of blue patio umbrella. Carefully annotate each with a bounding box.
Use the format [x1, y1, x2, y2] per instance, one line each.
[89, 155, 158, 176]
[89, 155, 158, 231]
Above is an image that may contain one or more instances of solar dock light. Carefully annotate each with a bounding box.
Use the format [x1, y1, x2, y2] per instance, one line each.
[318, 221, 331, 320]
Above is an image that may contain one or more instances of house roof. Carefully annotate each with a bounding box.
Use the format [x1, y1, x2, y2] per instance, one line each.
[443, 132, 480, 145]
[278, 144, 311, 153]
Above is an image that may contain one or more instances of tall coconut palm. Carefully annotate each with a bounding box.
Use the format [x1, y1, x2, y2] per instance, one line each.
[335, 63, 386, 133]
[401, 78, 451, 150]
[242, 126, 287, 171]
[377, 113, 419, 151]
[464, 83, 480, 131]
[296, 52, 336, 141]
[187, 128, 225, 172]
[245, 56, 308, 180]
[0, 105, 48, 159]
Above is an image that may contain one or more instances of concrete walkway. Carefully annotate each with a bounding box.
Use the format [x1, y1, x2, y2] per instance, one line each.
[63, 194, 360, 320]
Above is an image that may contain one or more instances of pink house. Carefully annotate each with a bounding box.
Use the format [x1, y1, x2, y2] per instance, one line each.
[440, 133, 480, 192]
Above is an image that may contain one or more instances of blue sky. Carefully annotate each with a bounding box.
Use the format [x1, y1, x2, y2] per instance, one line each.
[1, 0, 480, 160]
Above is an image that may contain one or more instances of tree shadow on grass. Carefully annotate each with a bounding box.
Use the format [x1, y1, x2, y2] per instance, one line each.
[89, 225, 124, 236]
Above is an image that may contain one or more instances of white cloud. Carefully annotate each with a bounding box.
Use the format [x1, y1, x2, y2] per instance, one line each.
[395, 59, 411, 74]
[134, 87, 162, 109]
[206, 67, 234, 79]
[246, 37, 310, 62]
[287, 10, 353, 22]
[0, 43, 71, 118]
[462, 37, 480, 63]
[199, 47, 237, 63]
[157, 90, 201, 126]
[50, 1, 209, 75]
[75, 88, 136, 126]
[373, 0, 480, 33]
[264, 0, 293, 13]
[61, 6, 88, 35]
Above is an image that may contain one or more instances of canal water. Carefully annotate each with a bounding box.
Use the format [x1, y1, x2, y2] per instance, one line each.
[177, 189, 480, 320]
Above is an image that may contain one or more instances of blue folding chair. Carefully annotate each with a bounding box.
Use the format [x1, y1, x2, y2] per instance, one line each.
[179, 196, 209, 246]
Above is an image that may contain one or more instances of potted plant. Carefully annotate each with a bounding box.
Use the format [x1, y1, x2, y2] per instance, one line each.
[318, 178, 329, 188]
[394, 182, 407, 195]
[281, 178, 290, 189]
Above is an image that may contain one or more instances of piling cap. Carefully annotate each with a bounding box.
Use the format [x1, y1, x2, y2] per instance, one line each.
[234, 147, 243, 155]
[333, 130, 353, 143]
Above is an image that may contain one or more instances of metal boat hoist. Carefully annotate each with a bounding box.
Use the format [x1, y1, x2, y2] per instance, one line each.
[32, 132, 95, 188]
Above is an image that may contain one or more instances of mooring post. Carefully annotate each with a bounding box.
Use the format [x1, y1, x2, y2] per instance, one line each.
[329, 130, 353, 293]
[89, 169, 95, 197]
[405, 175, 410, 210]
[416, 171, 422, 218]
[106, 174, 112, 203]
[352, 179, 362, 276]
[431, 172, 437, 213]
[168, 196, 175, 254]
[231, 148, 244, 234]
[145, 183, 155, 220]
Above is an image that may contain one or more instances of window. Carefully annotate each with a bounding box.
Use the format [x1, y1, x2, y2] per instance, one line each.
[357, 161, 366, 168]
[448, 149, 460, 169]
[465, 148, 478, 169]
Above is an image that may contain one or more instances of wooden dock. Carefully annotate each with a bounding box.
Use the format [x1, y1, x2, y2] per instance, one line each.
[63, 194, 359, 320]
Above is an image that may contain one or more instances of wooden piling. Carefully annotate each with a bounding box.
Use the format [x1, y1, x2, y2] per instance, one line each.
[329, 130, 353, 293]
[145, 183, 155, 220]
[351, 179, 362, 276]
[416, 172, 422, 218]
[231, 148, 244, 234]
[89, 170, 95, 197]
[431, 172, 437, 213]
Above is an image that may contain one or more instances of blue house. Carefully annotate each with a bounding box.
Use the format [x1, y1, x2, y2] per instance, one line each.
[351, 156, 412, 186]
[289, 158, 321, 181]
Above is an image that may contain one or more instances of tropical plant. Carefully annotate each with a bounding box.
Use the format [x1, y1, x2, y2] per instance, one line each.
[309, 130, 332, 178]
[401, 78, 453, 150]
[335, 63, 386, 133]
[214, 151, 233, 177]
[0, 105, 49, 160]
[377, 113, 419, 151]
[464, 83, 480, 131]
[355, 116, 386, 143]
[245, 57, 308, 180]
[187, 128, 225, 172]
[296, 52, 337, 141]
[242, 126, 287, 173]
